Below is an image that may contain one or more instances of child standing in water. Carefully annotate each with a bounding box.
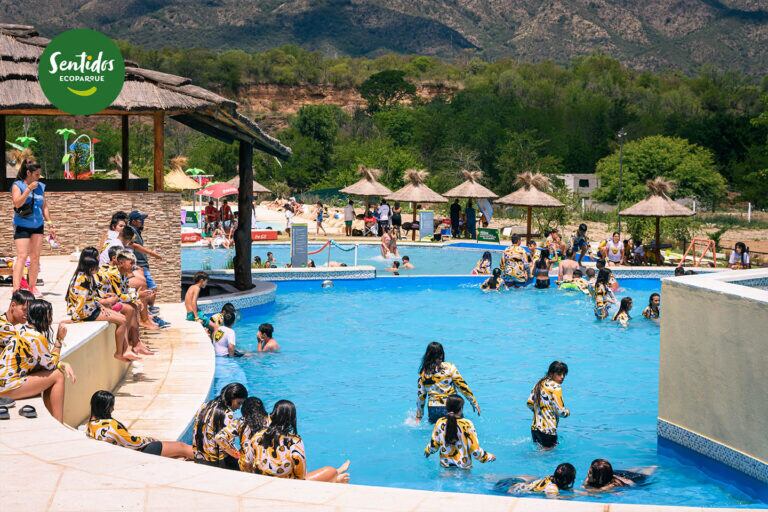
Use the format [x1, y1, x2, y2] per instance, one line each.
[416, 342, 480, 424]
[612, 297, 633, 327]
[593, 269, 615, 320]
[642, 293, 660, 320]
[526, 361, 570, 448]
[424, 395, 495, 469]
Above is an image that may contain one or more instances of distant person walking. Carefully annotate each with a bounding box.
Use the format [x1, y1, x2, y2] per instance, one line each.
[450, 199, 461, 238]
[465, 199, 476, 240]
[314, 202, 327, 236]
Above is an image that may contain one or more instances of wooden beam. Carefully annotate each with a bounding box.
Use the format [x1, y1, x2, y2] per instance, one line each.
[234, 141, 254, 291]
[0, 115, 6, 192]
[153, 112, 164, 192]
[0, 108, 186, 116]
[121, 116, 129, 191]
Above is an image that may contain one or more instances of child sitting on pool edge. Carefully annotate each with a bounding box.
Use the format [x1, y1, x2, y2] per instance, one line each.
[257, 323, 280, 352]
[184, 272, 219, 333]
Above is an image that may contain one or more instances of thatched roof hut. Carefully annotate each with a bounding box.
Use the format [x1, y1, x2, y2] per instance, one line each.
[620, 178, 694, 263]
[387, 169, 447, 204]
[340, 165, 393, 198]
[496, 172, 564, 242]
[164, 156, 201, 191]
[443, 170, 498, 199]
[0, 24, 290, 160]
[227, 175, 271, 194]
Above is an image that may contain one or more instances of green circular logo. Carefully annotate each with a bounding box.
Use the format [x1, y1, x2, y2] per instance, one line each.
[39, 29, 125, 115]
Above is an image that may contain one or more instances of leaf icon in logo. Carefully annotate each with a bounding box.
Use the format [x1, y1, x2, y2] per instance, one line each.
[67, 86, 98, 97]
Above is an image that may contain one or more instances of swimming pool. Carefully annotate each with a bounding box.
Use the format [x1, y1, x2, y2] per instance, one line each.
[182, 242, 572, 275]
[204, 277, 765, 507]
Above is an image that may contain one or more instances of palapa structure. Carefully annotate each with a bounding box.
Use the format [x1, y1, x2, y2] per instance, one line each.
[442, 170, 498, 199]
[0, 23, 291, 290]
[227, 175, 271, 194]
[496, 172, 564, 242]
[387, 169, 447, 240]
[164, 156, 202, 191]
[340, 165, 393, 213]
[619, 177, 694, 262]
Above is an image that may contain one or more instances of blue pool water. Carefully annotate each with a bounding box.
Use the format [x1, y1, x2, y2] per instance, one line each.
[183, 243, 557, 275]
[206, 277, 764, 507]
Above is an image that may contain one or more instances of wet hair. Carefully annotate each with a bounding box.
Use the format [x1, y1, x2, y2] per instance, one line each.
[194, 383, 248, 458]
[734, 242, 748, 264]
[511, 234, 521, 244]
[259, 399, 298, 451]
[90, 390, 115, 420]
[27, 299, 54, 341]
[258, 323, 274, 338]
[596, 259, 606, 269]
[444, 395, 465, 445]
[586, 267, 596, 278]
[573, 269, 583, 278]
[648, 293, 660, 308]
[253, 255, 262, 266]
[674, 266, 686, 277]
[221, 303, 236, 314]
[241, 397, 268, 434]
[402, 256, 410, 262]
[535, 248, 550, 269]
[193, 271, 209, 283]
[596, 268, 611, 286]
[307, 259, 316, 268]
[11, 289, 34, 307]
[613, 297, 633, 321]
[565, 248, 574, 258]
[481, 251, 492, 264]
[222, 311, 235, 327]
[587, 459, 614, 488]
[486, 267, 502, 289]
[552, 463, 577, 490]
[419, 341, 445, 375]
[16, 159, 40, 181]
[392, 261, 400, 269]
[532, 361, 569, 406]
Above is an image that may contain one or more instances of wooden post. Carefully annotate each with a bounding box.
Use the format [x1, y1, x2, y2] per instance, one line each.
[0, 115, 5, 192]
[234, 141, 254, 291]
[152, 112, 164, 191]
[121, 116, 129, 191]
[411, 202, 417, 241]
[655, 216, 661, 264]
[526, 206, 533, 243]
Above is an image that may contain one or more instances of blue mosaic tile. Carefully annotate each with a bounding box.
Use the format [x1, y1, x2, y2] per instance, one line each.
[251, 269, 376, 282]
[658, 419, 768, 483]
[198, 286, 276, 315]
[730, 277, 768, 290]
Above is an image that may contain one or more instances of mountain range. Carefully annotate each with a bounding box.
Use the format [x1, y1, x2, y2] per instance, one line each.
[3, 0, 768, 74]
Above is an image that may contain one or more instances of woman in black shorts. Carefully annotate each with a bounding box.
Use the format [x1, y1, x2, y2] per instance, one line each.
[391, 202, 403, 240]
[11, 160, 56, 295]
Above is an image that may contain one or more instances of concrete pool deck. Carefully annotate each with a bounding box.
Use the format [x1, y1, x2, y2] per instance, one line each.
[1, 256, 764, 511]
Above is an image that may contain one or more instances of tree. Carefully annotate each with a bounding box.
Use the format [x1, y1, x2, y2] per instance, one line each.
[594, 135, 727, 206]
[358, 70, 416, 113]
[496, 130, 564, 194]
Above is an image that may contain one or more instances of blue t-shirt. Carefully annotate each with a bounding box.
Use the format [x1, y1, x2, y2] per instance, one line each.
[12, 180, 45, 228]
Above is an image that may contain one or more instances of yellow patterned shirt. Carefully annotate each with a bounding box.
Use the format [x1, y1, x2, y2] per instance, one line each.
[215, 418, 271, 472]
[66, 272, 100, 321]
[0, 312, 17, 350]
[509, 476, 560, 495]
[95, 265, 136, 303]
[526, 378, 569, 435]
[210, 313, 224, 342]
[0, 325, 60, 393]
[418, 362, 479, 412]
[192, 402, 235, 462]
[86, 418, 157, 450]
[425, 417, 491, 469]
[243, 429, 307, 479]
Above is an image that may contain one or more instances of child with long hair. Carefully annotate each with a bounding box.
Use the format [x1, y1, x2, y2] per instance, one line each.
[533, 248, 551, 289]
[87, 390, 193, 458]
[612, 297, 633, 327]
[480, 268, 503, 291]
[245, 400, 350, 482]
[424, 395, 495, 469]
[416, 342, 480, 424]
[472, 251, 493, 275]
[642, 293, 660, 320]
[526, 361, 570, 448]
[214, 396, 269, 469]
[0, 299, 75, 422]
[192, 382, 248, 469]
[593, 269, 615, 320]
[495, 462, 576, 497]
[583, 459, 655, 492]
[67, 247, 135, 361]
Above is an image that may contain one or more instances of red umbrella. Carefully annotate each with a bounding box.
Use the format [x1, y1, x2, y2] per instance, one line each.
[195, 182, 239, 200]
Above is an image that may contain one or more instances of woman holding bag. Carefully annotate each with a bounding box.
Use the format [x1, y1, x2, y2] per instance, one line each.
[11, 160, 55, 296]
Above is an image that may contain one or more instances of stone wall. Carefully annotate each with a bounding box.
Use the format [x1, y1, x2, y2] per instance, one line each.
[0, 191, 181, 302]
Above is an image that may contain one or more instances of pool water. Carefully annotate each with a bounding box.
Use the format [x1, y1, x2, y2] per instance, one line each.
[184, 243, 535, 275]
[207, 277, 763, 507]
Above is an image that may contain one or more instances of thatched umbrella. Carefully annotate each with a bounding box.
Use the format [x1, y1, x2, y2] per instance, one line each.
[443, 170, 499, 200]
[340, 165, 393, 213]
[496, 172, 564, 242]
[386, 169, 447, 240]
[619, 177, 694, 263]
[165, 156, 202, 221]
[227, 174, 271, 195]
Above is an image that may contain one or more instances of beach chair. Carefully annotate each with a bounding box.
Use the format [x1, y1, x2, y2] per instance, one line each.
[363, 218, 378, 237]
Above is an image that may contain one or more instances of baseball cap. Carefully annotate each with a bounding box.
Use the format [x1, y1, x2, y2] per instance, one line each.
[128, 210, 148, 221]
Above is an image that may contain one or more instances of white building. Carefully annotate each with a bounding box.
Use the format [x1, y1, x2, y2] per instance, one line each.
[558, 173, 600, 196]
